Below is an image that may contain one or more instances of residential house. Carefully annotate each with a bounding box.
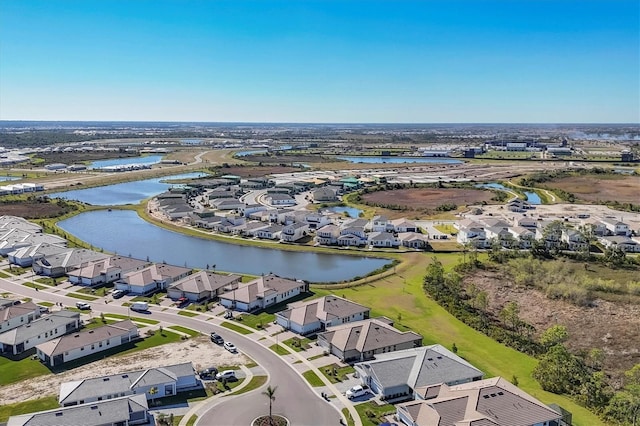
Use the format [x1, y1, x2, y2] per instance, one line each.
[58, 362, 197, 406]
[36, 320, 139, 367]
[312, 187, 338, 202]
[0, 310, 80, 356]
[114, 264, 192, 295]
[455, 220, 488, 248]
[600, 236, 640, 253]
[0, 301, 41, 335]
[317, 317, 423, 363]
[509, 226, 536, 249]
[240, 204, 267, 218]
[67, 256, 149, 287]
[369, 215, 391, 232]
[32, 249, 110, 278]
[536, 221, 565, 250]
[167, 271, 242, 302]
[337, 234, 366, 247]
[219, 274, 308, 312]
[600, 218, 631, 236]
[396, 377, 562, 426]
[0, 215, 43, 233]
[210, 197, 245, 211]
[304, 212, 332, 230]
[255, 224, 284, 240]
[368, 232, 399, 248]
[508, 199, 534, 212]
[7, 394, 149, 426]
[7, 243, 69, 267]
[0, 229, 67, 256]
[281, 222, 310, 242]
[398, 233, 430, 250]
[391, 219, 418, 233]
[562, 229, 589, 252]
[214, 216, 245, 233]
[354, 345, 484, 401]
[315, 224, 341, 245]
[515, 217, 539, 229]
[275, 295, 370, 335]
[265, 193, 296, 206]
[193, 215, 224, 229]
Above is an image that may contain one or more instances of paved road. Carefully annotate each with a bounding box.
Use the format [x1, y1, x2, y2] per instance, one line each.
[0, 275, 341, 426]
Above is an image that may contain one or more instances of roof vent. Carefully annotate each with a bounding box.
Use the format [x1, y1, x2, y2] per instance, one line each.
[90, 405, 98, 410]
[55, 412, 63, 417]
[483, 395, 490, 399]
[103, 378, 109, 381]
[497, 391, 504, 396]
[122, 374, 128, 378]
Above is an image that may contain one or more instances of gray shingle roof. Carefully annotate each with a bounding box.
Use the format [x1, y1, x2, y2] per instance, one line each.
[7, 394, 148, 426]
[0, 311, 79, 345]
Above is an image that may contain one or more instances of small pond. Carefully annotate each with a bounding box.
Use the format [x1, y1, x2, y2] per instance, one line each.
[337, 156, 463, 164]
[323, 206, 363, 218]
[89, 155, 164, 169]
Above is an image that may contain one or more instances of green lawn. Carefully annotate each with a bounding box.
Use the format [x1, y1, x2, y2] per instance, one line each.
[67, 292, 99, 301]
[320, 363, 355, 384]
[312, 252, 605, 426]
[236, 312, 275, 330]
[282, 336, 314, 352]
[177, 310, 200, 317]
[228, 375, 268, 396]
[434, 224, 457, 235]
[103, 313, 159, 324]
[354, 401, 396, 426]
[302, 370, 325, 387]
[82, 318, 116, 329]
[117, 330, 182, 356]
[342, 408, 356, 426]
[167, 325, 200, 337]
[185, 414, 198, 426]
[38, 301, 54, 307]
[269, 343, 289, 355]
[0, 354, 51, 386]
[0, 396, 59, 423]
[220, 321, 253, 335]
[307, 353, 328, 361]
[22, 282, 46, 290]
[0, 271, 11, 278]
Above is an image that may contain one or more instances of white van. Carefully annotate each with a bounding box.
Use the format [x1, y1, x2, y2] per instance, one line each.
[130, 302, 149, 312]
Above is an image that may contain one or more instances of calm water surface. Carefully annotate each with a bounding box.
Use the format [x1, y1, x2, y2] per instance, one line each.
[49, 172, 205, 205]
[323, 206, 363, 218]
[89, 155, 164, 169]
[58, 210, 390, 283]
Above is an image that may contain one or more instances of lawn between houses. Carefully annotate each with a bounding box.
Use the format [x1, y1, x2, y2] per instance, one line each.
[311, 251, 605, 426]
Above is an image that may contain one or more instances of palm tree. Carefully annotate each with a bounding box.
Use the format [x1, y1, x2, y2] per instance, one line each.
[262, 385, 278, 425]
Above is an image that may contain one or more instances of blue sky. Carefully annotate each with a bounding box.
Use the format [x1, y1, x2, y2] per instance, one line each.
[1, 0, 638, 123]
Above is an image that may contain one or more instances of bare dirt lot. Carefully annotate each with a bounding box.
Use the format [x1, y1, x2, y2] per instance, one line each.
[546, 175, 640, 204]
[0, 335, 247, 405]
[466, 270, 640, 384]
[361, 188, 495, 210]
[0, 200, 74, 219]
[216, 165, 303, 178]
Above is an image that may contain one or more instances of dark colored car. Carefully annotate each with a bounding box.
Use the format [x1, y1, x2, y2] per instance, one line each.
[177, 297, 189, 306]
[199, 367, 218, 380]
[210, 332, 224, 344]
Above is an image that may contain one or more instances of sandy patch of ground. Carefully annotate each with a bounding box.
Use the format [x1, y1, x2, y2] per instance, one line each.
[0, 335, 248, 405]
[362, 188, 495, 210]
[546, 175, 640, 204]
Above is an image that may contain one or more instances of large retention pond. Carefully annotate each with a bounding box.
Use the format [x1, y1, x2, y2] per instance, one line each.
[58, 210, 391, 283]
[337, 156, 463, 164]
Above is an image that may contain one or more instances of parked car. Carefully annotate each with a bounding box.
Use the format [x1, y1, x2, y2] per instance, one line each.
[112, 289, 127, 299]
[130, 302, 149, 312]
[224, 310, 233, 319]
[223, 342, 237, 353]
[215, 370, 237, 381]
[199, 367, 218, 380]
[75, 302, 91, 310]
[210, 333, 224, 344]
[346, 385, 368, 400]
[177, 297, 189, 306]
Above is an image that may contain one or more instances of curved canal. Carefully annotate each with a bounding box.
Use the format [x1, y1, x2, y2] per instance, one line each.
[57, 210, 391, 283]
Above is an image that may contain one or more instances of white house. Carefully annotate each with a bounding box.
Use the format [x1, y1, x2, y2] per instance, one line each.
[6, 242, 69, 267]
[397, 377, 562, 426]
[391, 218, 418, 233]
[36, 320, 139, 367]
[255, 224, 284, 240]
[312, 187, 338, 202]
[0, 301, 41, 335]
[600, 236, 640, 253]
[7, 394, 149, 426]
[0, 310, 80, 356]
[354, 344, 483, 401]
[67, 256, 149, 287]
[32, 248, 110, 278]
[58, 362, 197, 406]
[368, 231, 400, 248]
[600, 218, 631, 236]
[114, 264, 192, 295]
[562, 229, 589, 252]
[398, 232, 430, 250]
[167, 271, 242, 302]
[317, 317, 423, 363]
[315, 224, 341, 245]
[219, 274, 308, 312]
[275, 295, 370, 335]
[281, 222, 310, 242]
[266, 193, 296, 206]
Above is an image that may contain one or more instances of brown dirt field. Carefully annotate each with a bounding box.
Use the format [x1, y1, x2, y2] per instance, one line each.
[215, 165, 303, 178]
[361, 188, 495, 210]
[547, 175, 640, 204]
[0, 201, 70, 219]
[35, 152, 140, 165]
[466, 270, 640, 384]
